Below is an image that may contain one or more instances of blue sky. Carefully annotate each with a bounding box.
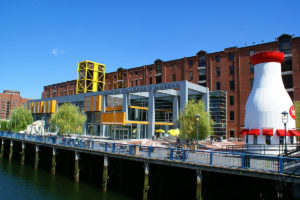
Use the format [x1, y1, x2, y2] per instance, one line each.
[0, 0, 299, 99]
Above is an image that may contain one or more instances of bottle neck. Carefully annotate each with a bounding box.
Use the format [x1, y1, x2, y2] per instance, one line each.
[253, 62, 284, 90]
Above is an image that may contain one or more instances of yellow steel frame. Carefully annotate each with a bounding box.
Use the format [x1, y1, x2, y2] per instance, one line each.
[76, 60, 106, 94]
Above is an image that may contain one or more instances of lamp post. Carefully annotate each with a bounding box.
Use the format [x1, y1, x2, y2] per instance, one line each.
[195, 114, 200, 149]
[281, 111, 288, 156]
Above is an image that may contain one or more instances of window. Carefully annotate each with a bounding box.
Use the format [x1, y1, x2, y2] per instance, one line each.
[188, 60, 193, 67]
[189, 71, 193, 80]
[266, 136, 271, 145]
[216, 67, 220, 77]
[291, 136, 294, 144]
[198, 55, 206, 67]
[229, 65, 234, 75]
[113, 83, 117, 89]
[156, 62, 162, 74]
[250, 50, 255, 56]
[149, 67, 152, 74]
[172, 74, 176, 81]
[216, 56, 220, 62]
[230, 130, 234, 138]
[149, 77, 152, 84]
[135, 79, 138, 86]
[230, 111, 234, 121]
[230, 80, 235, 90]
[253, 135, 258, 144]
[113, 75, 116, 80]
[229, 96, 234, 106]
[250, 64, 254, 73]
[229, 53, 234, 60]
[199, 69, 206, 80]
[135, 71, 138, 76]
[216, 82, 220, 90]
[156, 76, 161, 84]
[250, 78, 254, 89]
[246, 135, 248, 143]
[172, 64, 176, 70]
[279, 136, 284, 145]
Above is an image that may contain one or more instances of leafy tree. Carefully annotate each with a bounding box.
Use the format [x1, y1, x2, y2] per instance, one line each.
[50, 103, 86, 135]
[178, 99, 214, 141]
[8, 107, 33, 132]
[0, 120, 8, 131]
[295, 101, 300, 131]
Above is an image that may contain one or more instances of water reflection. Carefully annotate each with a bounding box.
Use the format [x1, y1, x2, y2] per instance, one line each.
[0, 158, 132, 200]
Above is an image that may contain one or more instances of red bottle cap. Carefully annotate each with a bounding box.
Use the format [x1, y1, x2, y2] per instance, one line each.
[250, 51, 284, 66]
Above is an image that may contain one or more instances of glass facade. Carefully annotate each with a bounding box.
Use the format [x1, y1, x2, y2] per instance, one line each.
[209, 91, 227, 139]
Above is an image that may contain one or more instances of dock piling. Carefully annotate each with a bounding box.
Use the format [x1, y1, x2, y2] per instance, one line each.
[20, 142, 25, 165]
[9, 140, 13, 161]
[143, 162, 149, 200]
[196, 170, 202, 200]
[102, 155, 109, 193]
[0, 139, 4, 158]
[51, 147, 56, 175]
[34, 145, 39, 170]
[74, 151, 80, 183]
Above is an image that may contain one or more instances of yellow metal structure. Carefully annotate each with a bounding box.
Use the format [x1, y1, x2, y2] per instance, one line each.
[76, 60, 105, 94]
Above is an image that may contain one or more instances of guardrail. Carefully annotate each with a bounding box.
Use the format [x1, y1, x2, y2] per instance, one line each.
[1, 131, 300, 176]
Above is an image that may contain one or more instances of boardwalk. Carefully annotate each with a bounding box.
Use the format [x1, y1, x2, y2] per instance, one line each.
[1, 131, 300, 181]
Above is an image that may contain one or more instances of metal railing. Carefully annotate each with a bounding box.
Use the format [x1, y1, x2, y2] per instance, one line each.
[1, 131, 300, 176]
[222, 144, 300, 156]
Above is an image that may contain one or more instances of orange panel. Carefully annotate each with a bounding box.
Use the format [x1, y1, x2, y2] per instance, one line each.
[101, 112, 125, 125]
[90, 96, 94, 111]
[96, 95, 101, 111]
[105, 106, 123, 112]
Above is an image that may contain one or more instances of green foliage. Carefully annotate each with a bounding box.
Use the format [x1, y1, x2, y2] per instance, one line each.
[50, 103, 86, 135]
[0, 120, 8, 131]
[8, 107, 33, 132]
[178, 99, 214, 141]
[295, 101, 300, 131]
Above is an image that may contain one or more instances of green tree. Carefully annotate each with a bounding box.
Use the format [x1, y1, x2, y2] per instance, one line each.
[0, 120, 8, 131]
[295, 101, 300, 130]
[178, 99, 214, 141]
[8, 107, 33, 132]
[50, 103, 86, 135]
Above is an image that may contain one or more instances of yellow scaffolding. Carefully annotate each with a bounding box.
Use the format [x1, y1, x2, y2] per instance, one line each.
[76, 60, 106, 94]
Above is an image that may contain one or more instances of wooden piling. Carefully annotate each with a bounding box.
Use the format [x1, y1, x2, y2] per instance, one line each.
[102, 155, 109, 193]
[20, 142, 25, 165]
[143, 162, 149, 200]
[51, 147, 56, 175]
[0, 139, 4, 158]
[34, 145, 39, 170]
[9, 140, 13, 161]
[74, 151, 79, 183]
[196, 170, 202, 200]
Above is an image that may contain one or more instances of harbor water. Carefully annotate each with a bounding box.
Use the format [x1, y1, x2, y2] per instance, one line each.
[0, 158, 132, 200]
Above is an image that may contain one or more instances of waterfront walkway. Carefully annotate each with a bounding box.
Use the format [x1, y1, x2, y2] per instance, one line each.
[1, 131, 300, 179]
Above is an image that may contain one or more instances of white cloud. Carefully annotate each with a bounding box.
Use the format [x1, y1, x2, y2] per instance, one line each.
[51, 48, 64, 56]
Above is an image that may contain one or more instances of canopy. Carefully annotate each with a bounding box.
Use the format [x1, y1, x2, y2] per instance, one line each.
[262, 129, 273, 136]
[155, 129, 165, 133]
[248, 129, 260, 135]
[239, 129, 249, 135]
[289, 130, 300, 136]
[276, 129, 292, 136]
[167, 129, 180, 136]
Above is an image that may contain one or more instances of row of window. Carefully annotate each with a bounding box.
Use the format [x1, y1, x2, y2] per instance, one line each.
[216, 81, 235, 90]
[245, 135, 294, 145]
[216, 64, 254, 77]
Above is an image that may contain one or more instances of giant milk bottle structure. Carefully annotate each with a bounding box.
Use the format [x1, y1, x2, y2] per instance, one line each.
[243, 51, 297, 153]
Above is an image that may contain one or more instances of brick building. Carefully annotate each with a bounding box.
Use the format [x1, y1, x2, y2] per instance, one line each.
[0, 90, 31, 119]
[41, 34, 300, 138]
